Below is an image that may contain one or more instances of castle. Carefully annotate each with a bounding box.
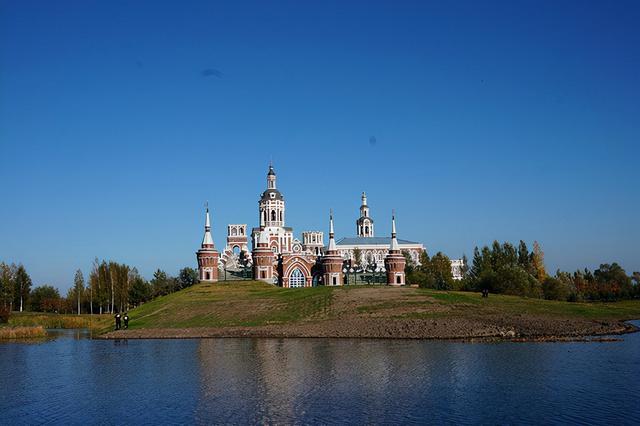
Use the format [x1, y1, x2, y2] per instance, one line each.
[196, 164, 462, 287]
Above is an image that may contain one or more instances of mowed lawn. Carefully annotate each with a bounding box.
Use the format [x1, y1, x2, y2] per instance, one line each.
[124, 281, 640, 330]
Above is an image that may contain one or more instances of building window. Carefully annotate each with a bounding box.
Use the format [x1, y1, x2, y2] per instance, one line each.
[332, 276, 337, 285]
[271, 210, 276, 221]
[396, 275, 402, 284]
[290, 268, 305, 288]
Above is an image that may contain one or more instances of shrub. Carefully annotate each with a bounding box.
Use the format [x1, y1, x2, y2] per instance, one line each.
[0, 306, 10, 323]
[542, 277, 571, 301]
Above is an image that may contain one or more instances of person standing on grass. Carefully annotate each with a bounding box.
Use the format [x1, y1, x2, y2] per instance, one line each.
[115, 312, 121, 330]
[123, 313, 129, 329]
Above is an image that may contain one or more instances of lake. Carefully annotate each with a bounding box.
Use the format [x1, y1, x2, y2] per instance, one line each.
[1, 324, 639, 425]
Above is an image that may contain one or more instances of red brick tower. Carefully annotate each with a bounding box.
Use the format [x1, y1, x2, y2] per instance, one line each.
[252, 230, 275, 283]
[322, 211, 343, 286]
[384, 212, 406, 286]
[196, 205, 219, 282]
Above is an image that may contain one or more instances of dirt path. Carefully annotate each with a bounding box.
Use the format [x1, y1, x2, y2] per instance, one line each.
[100, 316, 637, 341]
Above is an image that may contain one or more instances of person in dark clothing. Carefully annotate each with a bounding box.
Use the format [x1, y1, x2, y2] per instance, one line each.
[123, 313, 129, 330]
[115, 312, 121, 330]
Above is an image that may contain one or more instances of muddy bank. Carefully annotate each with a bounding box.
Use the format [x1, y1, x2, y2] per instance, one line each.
[99, 316, 638, 342]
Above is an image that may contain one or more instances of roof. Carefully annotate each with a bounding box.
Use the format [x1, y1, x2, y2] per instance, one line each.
[260, 189, 283, 201]
[335, 237, 421, 246]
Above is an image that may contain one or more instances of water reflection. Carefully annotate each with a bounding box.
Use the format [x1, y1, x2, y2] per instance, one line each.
[0, 326, 639, 424]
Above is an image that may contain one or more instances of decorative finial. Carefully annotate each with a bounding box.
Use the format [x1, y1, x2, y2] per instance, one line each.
[205, 200, 209, 211]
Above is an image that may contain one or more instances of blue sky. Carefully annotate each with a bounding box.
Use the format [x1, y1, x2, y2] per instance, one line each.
[1, 0, 638, 291]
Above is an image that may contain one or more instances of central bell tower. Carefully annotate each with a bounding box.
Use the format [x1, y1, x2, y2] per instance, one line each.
[356, 192, 374, 237]
[259, 164, 285, 228]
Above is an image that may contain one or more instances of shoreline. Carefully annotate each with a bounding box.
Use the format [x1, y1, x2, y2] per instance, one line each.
[98, 318, 639, 343]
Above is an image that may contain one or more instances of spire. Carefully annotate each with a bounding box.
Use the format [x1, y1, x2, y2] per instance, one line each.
[390, 211, 399, 251]
[361, 191, 367, 206]
[328, 210, 337, 251]
[202, 204, 214, 248]
[267, 163, 276, 188]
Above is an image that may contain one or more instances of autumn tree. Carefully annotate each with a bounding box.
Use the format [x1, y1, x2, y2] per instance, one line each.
[14, 265, 32, 312]
[30, 285, 61, 312]
[530, 241, 546, 282]
[73, 269, 84, 315]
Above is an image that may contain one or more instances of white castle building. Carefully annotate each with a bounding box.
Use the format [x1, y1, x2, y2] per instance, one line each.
[197, 164, 464, 285]
[334, 192, 425, 269]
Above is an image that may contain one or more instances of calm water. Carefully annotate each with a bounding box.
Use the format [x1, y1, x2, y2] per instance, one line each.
[1, 324, 640, 425]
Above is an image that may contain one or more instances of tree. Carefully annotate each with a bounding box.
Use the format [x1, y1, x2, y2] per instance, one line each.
[517, 240, 530, 272]
[594, 263, 633, 300]
[178, 267, 199, 289]
[353, 247, 362, 268]
[129, 276, 151, 307]
[542, 277, 570, 301]
[0, 262, 16, 310]
[73, 269, 84, 315]
[30, 285, 61, 312]
[530, 241, 546, 282]
[402, 250, 416, 275]
[151, 269, 170, 297]
[429, 252, 454, 290]
[14, 265, 32, 312]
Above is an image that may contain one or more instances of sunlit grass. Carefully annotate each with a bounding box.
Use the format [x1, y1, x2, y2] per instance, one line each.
[128, 281, 334, 329]
[9, 313, 111, 331]
[0, 325, 47, 339]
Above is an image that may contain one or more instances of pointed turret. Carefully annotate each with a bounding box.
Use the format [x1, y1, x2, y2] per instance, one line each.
[202, 205, 214, 248]
[390, 211, 399, 251]
[196, 203, 219, 282]
[322, 209, 343, 286]
[384, 210, 405, 286]
[328, 210, 337, 251]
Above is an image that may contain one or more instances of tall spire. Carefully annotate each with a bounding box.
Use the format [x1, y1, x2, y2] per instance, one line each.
[267, 163, 276, 189]
[390, 210, 399, 251]
[328, 209, 336, 251]
[202, 204, 214, 248]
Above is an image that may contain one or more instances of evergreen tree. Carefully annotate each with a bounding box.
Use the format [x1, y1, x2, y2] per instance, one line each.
[178, 267, 199, 289]
[517, 240, 530, 271]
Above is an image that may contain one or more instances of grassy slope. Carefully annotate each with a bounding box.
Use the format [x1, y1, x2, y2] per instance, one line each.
[130, 281, 332, 328]
[123, 281, 640, 330]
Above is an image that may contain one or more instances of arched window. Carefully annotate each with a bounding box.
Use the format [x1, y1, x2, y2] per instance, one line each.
[290, 268, 305, 288]
[271, 210, 276, 221]
[365, 226, 369, 235]
[231, 228, 237, 236]
[240, 228, 244, 235]
[279, 211, 283, 221]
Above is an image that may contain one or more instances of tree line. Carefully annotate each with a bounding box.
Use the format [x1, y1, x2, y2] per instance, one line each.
[0, 259, 199, 320]
[403, 241, 640, 302]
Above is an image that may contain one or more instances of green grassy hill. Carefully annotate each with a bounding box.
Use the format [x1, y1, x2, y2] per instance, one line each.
[123, 280, 640, 331]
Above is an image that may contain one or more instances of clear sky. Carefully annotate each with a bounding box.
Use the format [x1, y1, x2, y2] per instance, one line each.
[1, 1, 638, 291]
